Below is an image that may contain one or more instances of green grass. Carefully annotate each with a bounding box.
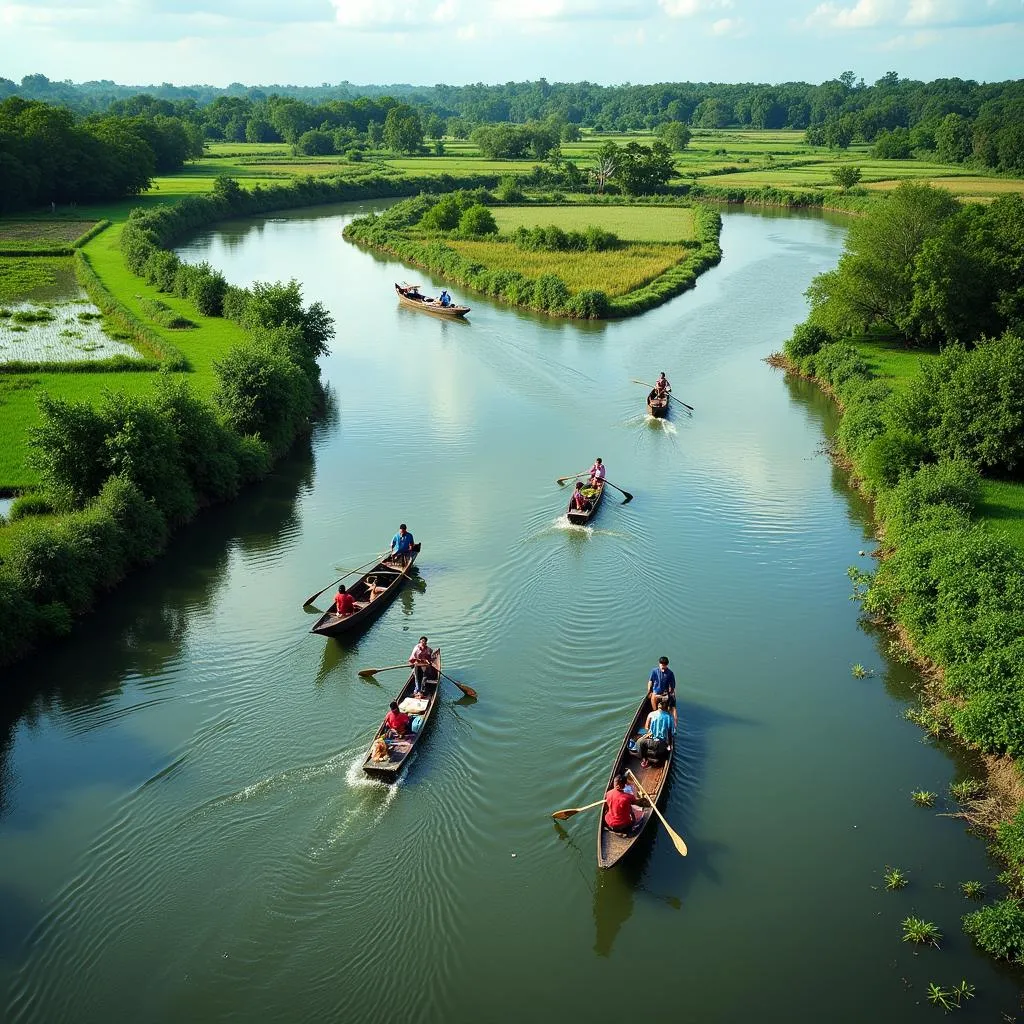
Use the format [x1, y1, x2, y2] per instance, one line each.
[0, 257, 76, 303]
[446, 238, 691, 296]
[849, 336, 939, 392]
[490, 204, 696, 242]
[978, 479, 1024, 552]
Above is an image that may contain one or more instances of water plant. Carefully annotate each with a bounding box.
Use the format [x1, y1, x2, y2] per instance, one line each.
[912, 789, 937, 807]
[883, 865, 909, 890]
[851, 663, 869, 678]
[902, 916, 942, 946]
[961, 880, 985, 899]
[926, 983, 953, 1010]
[951, 979, 975, 1005]
[949, 778, 985, 801]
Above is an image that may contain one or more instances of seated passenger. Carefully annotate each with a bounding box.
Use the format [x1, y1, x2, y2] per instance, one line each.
[333, 584, 355, 615]
[639, 697, 674, 767]
[384, 701, 411, 737]
[569, 481, 591, 512]
[604, 772, 643, 834]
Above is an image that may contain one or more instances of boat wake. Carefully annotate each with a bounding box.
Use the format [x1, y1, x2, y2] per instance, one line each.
[645, 415, 678, 434]
[548, 516, 630, 539]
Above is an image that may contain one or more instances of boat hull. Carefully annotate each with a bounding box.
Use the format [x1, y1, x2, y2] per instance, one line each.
[566, 480, 605, 526]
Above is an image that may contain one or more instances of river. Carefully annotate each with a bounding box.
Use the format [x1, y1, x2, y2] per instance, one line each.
[1, 203, 1019, 1022]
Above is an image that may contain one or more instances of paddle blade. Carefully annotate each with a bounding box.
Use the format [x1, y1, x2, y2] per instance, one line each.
[667, 828, 689, 857]
[551, 808, 580, 820]
[456, 683, 478, 699]
[357, 668, 378, 678]
[620, 491, 634, 504]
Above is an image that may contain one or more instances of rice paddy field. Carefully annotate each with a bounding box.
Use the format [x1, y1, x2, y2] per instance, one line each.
[489, 204, 696, 242]
[445, 239, 690, 295]
[0, 301, 141, 363]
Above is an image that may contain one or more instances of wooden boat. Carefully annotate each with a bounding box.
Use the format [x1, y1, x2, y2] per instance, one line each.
[647, 389, 669, 418]
[395, 282, 470, 318]
[309, 543, 421, 638]
[597, 695, 675, 869]
[566, 479, 605, 526]
[362, 649, 442, 780]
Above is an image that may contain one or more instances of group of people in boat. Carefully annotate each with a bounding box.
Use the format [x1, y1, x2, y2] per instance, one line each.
[603, 655, 677, 834]
[369, 634, 439, 760]
[332, 523, 417, 616]
[569, 457, 607, 513]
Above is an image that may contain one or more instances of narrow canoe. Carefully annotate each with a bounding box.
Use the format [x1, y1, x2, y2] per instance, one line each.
[395, 282, 470, 318]
[647, 390, 669, 418]
[566, 479, 605, 526]
[362, 650, 442, 780]
[309, 543, 421, 638]
[597, 695, 675, 869]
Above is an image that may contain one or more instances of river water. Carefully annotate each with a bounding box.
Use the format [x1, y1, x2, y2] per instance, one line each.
[1, 203, 1020, 1022]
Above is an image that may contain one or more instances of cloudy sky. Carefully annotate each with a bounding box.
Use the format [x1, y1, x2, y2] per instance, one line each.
[1, 0, 1022, 87]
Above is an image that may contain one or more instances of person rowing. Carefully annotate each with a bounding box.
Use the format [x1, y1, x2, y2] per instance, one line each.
[390, 523, 415, 566]
[589, 457, 606, 488]
[409, 636, 437, 696]
[655, 372, 671, 395]
[604, 772, 644, 835]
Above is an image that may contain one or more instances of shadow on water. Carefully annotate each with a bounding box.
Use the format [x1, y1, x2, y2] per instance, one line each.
[0, 435, 317, 824]
[585, 702, 747, 957]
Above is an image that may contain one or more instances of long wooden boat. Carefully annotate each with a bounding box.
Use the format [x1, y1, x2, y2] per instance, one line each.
[362, 649, 442, 780]
[566, 479, 605, 526]
[647, 390, 669, 418]
[395, 282, 470, 318]
[597, 695, 675, 869]
[309, 543, 421, 638]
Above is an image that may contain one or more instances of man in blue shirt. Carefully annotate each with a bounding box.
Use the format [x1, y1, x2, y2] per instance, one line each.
[639, 697, 674, 767]
[647, 656, 677, 727]
[390, 523, 415, 565]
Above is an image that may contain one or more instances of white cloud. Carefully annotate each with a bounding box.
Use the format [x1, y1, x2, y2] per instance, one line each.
[710, 15, 746, 33]
[805, 0, 1023, 30]
[879, 27, 941, 46]
[331, 0, 454, 29]
[659, 0, 733, 17]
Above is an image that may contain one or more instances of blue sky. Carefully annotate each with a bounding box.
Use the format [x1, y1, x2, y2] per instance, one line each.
[1, 0, 1022, 87]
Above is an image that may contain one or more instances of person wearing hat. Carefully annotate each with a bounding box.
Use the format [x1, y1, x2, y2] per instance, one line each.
[639, 696, 674, 767]
[647, 655, 677, 727]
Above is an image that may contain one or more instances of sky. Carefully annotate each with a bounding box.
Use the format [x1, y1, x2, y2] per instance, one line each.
[1, 0, 1022, 88]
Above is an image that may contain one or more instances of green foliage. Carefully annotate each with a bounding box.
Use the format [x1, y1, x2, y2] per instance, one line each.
[911, 789, 937, 806]
[960, 881, 986, 899]
[902, 916, 942, 946]
[656, 120, 691, 152]
[458, 205, 498, 237]
[858, 429, 927, 494]
[883, 865, 908, 890]
[876, 460, 980, 543]
[496, 176, 524, 203]
[7, 493, 54, 520]
[27, 393, 110, 509]
[785, 322, 832, 360]
[532, 274, 571, 312]
[949, 778, 985, 801]
[511, 224, 620, 253]
[383, 104, 423, 154]
[830, 165, 862, 190]
[963, 898, 1024, 962]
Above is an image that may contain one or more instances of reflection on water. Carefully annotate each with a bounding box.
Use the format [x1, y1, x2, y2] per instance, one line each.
[1, 204, 1021, 1023]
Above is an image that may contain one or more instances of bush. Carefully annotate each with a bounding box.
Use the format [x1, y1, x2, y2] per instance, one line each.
[188, 267, 227, 317]
[459, 205, 498, 237]
[858, 429, 927, 493]
[421, 195, 464, 232]
[568, 289, 611, 319]
[963, 899, 1024, 962]
[496, 176, 524, 202]
[877, 460, 980, 538]
[8, 493, 54, 521]
[144, 249, 181, 293]
[786, 322, 832, 360]
[533, 274, 571, 313]
[27, 394, 111, 509]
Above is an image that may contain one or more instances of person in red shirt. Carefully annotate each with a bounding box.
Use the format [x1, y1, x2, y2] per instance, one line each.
[604, 773, 641, 833]
[384, 701, 411, 737]
[334, 585, 355, 615]
[569, 481, 591, 512]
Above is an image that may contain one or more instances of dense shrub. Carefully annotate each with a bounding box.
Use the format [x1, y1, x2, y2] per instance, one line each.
[459, 205, 498, 237]
[532, 274, 571, 313]
[421, 194, 463, 231]
[27, 394, 110, 509]
[785, 322, 832, 360]
[876, 460, 980, 540]
[963, 899, 1024, 962]
[835, 379, 891, 459]
[145, 249, 181, 293]
[567, 289, 610, 319]
[511, 224, 620, 253]
[8, 493, 55, 521]
[858, 429, 927, 494]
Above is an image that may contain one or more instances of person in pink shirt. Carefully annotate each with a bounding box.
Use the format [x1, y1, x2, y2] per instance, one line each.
[409, 636, 436, 695]
[588, 457, 606, 488]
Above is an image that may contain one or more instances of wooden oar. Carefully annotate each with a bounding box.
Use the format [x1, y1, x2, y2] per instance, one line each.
[440, 670, 477, 700]
[303, 552, 386, 607]
[551, 798, 605, 821]
[556, 470, 589, 485]
[626, 768, 687, 857]
[602, 479, 634, 503]
[632, 379, 694, 413]
[358, 663, 409, 678]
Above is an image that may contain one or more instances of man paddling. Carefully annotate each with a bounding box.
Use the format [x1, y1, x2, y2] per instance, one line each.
[588, 457, 606, 488]
[604, 772, 644, 834]
[647, 656, 677, 727]
[390, 523, 415, 565]
[655, 372, 671, 395]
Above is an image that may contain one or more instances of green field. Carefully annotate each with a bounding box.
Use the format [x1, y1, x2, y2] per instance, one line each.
[446, 239, 690, 296]
[490, 205, 696, 242]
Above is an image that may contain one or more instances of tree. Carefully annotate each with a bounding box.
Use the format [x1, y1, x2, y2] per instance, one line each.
[806, 182, 959, 339]
[366, 120, 383, 148]
[425, 113, 445, 140]
[614, 141, 675, 195]
[383, 104, 423, 154]
[560, 122, 581, 143]
[831, 165, 862, 190]
[295, 129, 334, 156]
[935, 112, 973, 163]
[592, 141, 617, 193]
[656, 120, 691, 152]
[459, 205, 497, 236]
[690, 98, 730, 128]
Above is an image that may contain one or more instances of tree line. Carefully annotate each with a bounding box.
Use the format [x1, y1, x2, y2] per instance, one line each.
[0, 97, 203, 213]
